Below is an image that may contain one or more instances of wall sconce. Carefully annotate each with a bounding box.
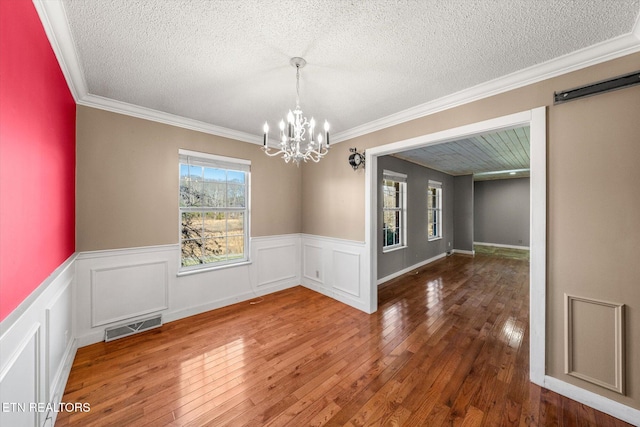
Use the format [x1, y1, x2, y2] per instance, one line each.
[348, 148, 365, 170]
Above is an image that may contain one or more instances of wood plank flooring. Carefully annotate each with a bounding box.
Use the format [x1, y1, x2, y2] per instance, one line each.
[55, 254, 631, 426]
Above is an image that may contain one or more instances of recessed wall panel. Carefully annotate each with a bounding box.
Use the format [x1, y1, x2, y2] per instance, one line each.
[332, 250, 360, 297]
[91, 261, 168, 327]
[257, 244, 297, 287]
[0, 327, 40, 427]
[303, 244, 324, 283]
[46, 281, 72, 401]
[565, 294, 625, 394]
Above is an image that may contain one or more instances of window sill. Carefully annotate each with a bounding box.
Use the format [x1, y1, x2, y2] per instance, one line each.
[382, 245, 407, 254]
[428, 237, 443, 242]
[177, 260, 252, 277]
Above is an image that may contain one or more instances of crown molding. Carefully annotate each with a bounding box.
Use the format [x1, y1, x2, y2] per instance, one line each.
[32, 0, 86, 102]
[331, 31, 640, 144]
[34, 0, 640, 146]
[33, 0, 261, 145]
[78, 94, 261, 144]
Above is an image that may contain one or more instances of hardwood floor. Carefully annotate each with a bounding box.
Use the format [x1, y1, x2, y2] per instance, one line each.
[55, 254, 631, 426]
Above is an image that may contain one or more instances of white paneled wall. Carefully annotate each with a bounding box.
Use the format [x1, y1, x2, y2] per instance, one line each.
[0, 255, 76, 427]
[75, 245, 176, 345]
[300, 234, 369, 312]
[75, 235, 301, 346]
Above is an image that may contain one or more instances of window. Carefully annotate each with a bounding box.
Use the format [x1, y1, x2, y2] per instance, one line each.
[382, 170, 407, 250]
[428, 180, 442, 240]
[179, 150, 250, 272]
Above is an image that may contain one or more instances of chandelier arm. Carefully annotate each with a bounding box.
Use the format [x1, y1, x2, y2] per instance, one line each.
[262, 147, 287, 157]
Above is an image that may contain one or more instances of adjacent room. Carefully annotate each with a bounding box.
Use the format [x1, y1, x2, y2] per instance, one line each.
[2, 1, 639, 426]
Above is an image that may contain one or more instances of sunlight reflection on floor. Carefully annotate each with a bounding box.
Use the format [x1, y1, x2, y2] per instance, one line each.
[178, 337, 247, 403]
[501, 316, 524, 346]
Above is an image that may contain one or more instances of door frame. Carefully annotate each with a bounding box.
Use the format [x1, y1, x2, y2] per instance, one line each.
[363, 107, 546, 385]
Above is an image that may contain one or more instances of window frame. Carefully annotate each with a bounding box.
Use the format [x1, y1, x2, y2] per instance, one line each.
[427, 180, 442, 241]
[178, 149, 251, 275]
[382, 170, 407, 252]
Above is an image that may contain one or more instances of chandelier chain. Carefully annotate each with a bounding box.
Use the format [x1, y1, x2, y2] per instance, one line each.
[295, 65, 300, 107]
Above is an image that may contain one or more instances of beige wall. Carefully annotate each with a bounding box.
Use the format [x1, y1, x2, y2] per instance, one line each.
[76, 106, 301, 251]
[302, 52, 640, 409]
[548, 81, 639, 406]
[77, 52, 640, 409]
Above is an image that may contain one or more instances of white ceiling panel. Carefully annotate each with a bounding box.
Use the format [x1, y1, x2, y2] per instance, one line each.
[392, 126, 530, 180]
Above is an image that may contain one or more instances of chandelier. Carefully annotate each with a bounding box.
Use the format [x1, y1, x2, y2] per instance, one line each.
[262, 57, 330, 164]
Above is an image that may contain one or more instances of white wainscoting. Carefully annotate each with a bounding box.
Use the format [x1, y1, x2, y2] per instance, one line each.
[75, 235, 301, 346]
[300, 234, 369, 312]
[4, 234, 638, 427]
[0, 254, 76, 427]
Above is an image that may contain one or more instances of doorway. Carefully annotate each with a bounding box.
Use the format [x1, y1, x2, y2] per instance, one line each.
[363, 107, 546, 385]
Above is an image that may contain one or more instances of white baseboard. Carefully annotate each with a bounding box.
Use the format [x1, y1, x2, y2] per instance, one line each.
[302, 280, 368, 313]
[377, 253, 447, 286]
[453, 249, 475, 256]
[474, 241, 530, 250]
[47, 338, 78, 426]
[163, 280, 298, 324]
[544, 376, 640, 426]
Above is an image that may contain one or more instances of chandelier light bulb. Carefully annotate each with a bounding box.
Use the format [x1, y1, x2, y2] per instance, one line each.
[324, 120, 330, 147]
[263, 122, 269, 146]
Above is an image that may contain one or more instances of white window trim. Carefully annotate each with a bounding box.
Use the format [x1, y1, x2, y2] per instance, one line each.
[428, 180, 442, 242]
[179, 149, 251, 167]
[178, 149, 251, 274]
[382, 170, 408, 252]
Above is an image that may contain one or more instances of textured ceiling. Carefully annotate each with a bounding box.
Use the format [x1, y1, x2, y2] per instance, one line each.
[393, 126, 530, 181]
[58, 0, 640, 140]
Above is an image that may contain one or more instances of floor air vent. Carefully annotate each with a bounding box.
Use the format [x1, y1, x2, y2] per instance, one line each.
[104, 314, 162, 342]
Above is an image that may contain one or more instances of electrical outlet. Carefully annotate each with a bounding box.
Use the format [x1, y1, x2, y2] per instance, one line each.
[448, 242, 451, 247]
[315, 270, 320, 278]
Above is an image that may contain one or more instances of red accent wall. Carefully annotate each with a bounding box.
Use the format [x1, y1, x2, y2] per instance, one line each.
[0, 0, 76, 321]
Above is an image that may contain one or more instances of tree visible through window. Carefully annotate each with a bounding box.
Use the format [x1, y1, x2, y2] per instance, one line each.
[382, 171, 407, 250]
[428, 181, 442, 240]
[179, 150, 250, 271]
